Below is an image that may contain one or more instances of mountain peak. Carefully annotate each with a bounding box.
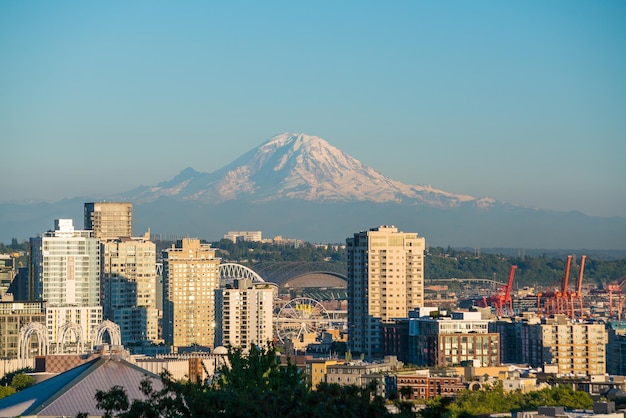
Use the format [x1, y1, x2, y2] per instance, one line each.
[128, 132, 481, 208]
[262, 132, 321, 147]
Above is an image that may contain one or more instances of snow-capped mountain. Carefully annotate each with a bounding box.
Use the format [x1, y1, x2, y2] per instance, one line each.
[130, 132, 494, 208]
[2, 132, 624, 249]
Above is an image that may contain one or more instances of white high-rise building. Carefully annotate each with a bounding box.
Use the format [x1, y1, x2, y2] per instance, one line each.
[346, 225, 425, 358]
[214, 279, 274, 350]
[29, 219, 102, 351]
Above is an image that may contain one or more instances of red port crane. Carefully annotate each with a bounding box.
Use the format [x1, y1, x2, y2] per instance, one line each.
[480, 265, 517, 317]
[569, 255, 586, 318]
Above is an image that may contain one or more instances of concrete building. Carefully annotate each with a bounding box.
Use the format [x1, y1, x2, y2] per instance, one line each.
[325, 356, 402, 387]
[607, 321, 626, 375]
[223, 231, 262, 243]
[214, 278, 273, 350]
[491, 313, 542, 367]
[162, 239, 220, 349]
[346, 225, 425, 358]
[408, 310, 500, 367]
[496, 314, 609, 376]
[84, 201, 133, 240]
[101, 231, 160, 345]
[540, 314, 607, 376]
[0, 254, 15, 298]
[396, 369, 464, 400]
[305, 358, 343, 389]
[382, 319, 410, 362]
[29, 219, 102, 350]
[0, 300, 45, 358]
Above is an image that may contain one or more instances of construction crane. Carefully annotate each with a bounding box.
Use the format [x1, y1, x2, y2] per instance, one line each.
[480, 265, 517, 317]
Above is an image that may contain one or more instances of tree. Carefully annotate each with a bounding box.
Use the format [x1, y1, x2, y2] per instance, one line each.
[95, 386, 129, 418]
[94, 343, 400, 417]
[10, 372, 36, 391]
[0, 386, 16, 400]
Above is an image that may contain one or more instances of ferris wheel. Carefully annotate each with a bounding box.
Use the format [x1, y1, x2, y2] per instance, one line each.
[275, 297, 331, 343]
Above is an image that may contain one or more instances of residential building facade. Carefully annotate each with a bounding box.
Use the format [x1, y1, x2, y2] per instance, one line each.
[396, 370, 465, 400]
[84, 202, 133, 240]
[29, 219, 102, 350]
[409, 311, 500, 367]
[214, 278, 273, 349]
[0, 300, 45, 358]
[162, 239, 220, 348]
[101, 232, 159, 345]
[346, 225, 425, 358]
[540, 315, 607, 375]
[607, 321, 626, 375]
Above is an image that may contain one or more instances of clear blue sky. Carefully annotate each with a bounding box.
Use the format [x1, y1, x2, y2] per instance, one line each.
[1, 1, 624, 217]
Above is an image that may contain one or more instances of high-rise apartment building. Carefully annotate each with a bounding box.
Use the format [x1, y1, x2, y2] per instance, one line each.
[29, 219, 102, 350]
[84, 202, 133, 240]
[162, 239, 220, 348]
[101, 231, 159, 344]
[214, 279, 273, 350]
[346, 225, 425, 358]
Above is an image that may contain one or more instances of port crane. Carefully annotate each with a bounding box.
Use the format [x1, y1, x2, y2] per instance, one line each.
[480, 265, 517, 317]
[537, 255, 587, 319]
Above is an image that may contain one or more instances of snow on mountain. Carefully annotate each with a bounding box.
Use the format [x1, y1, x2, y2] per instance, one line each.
[128, 132, 490, 208]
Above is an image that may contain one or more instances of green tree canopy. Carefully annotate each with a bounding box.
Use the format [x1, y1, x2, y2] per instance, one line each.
[94, 343, 401, 418]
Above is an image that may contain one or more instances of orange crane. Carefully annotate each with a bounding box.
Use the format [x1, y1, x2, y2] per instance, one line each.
[569, 255, 586, 318]
[557, 255, 573, 315]
[607, 284, 622, 317]
[480, 265, 517, 317]
[537, 255, 574, 317]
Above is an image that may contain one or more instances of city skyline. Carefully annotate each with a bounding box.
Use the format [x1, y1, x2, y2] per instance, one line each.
[1, 1, 625, 218]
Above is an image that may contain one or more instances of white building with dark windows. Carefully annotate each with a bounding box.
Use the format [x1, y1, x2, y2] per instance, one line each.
[346, 225, 425, 358]
[29, 219, 102, 351]
[214, 278, 274, 350]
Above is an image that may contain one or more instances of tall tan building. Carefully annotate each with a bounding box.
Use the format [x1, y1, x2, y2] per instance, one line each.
[347, 225, 425, 358]
[101, 231, 159, 344]
[84, 202, 133, 240]
[162, 239, 220, 348]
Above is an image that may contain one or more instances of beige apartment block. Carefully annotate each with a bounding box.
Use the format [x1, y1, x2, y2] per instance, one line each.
[84, 202, 133, 240]
[347, 225, 425, 358]
[162, 239, 220, 349]
[540, 315, 608, 376]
